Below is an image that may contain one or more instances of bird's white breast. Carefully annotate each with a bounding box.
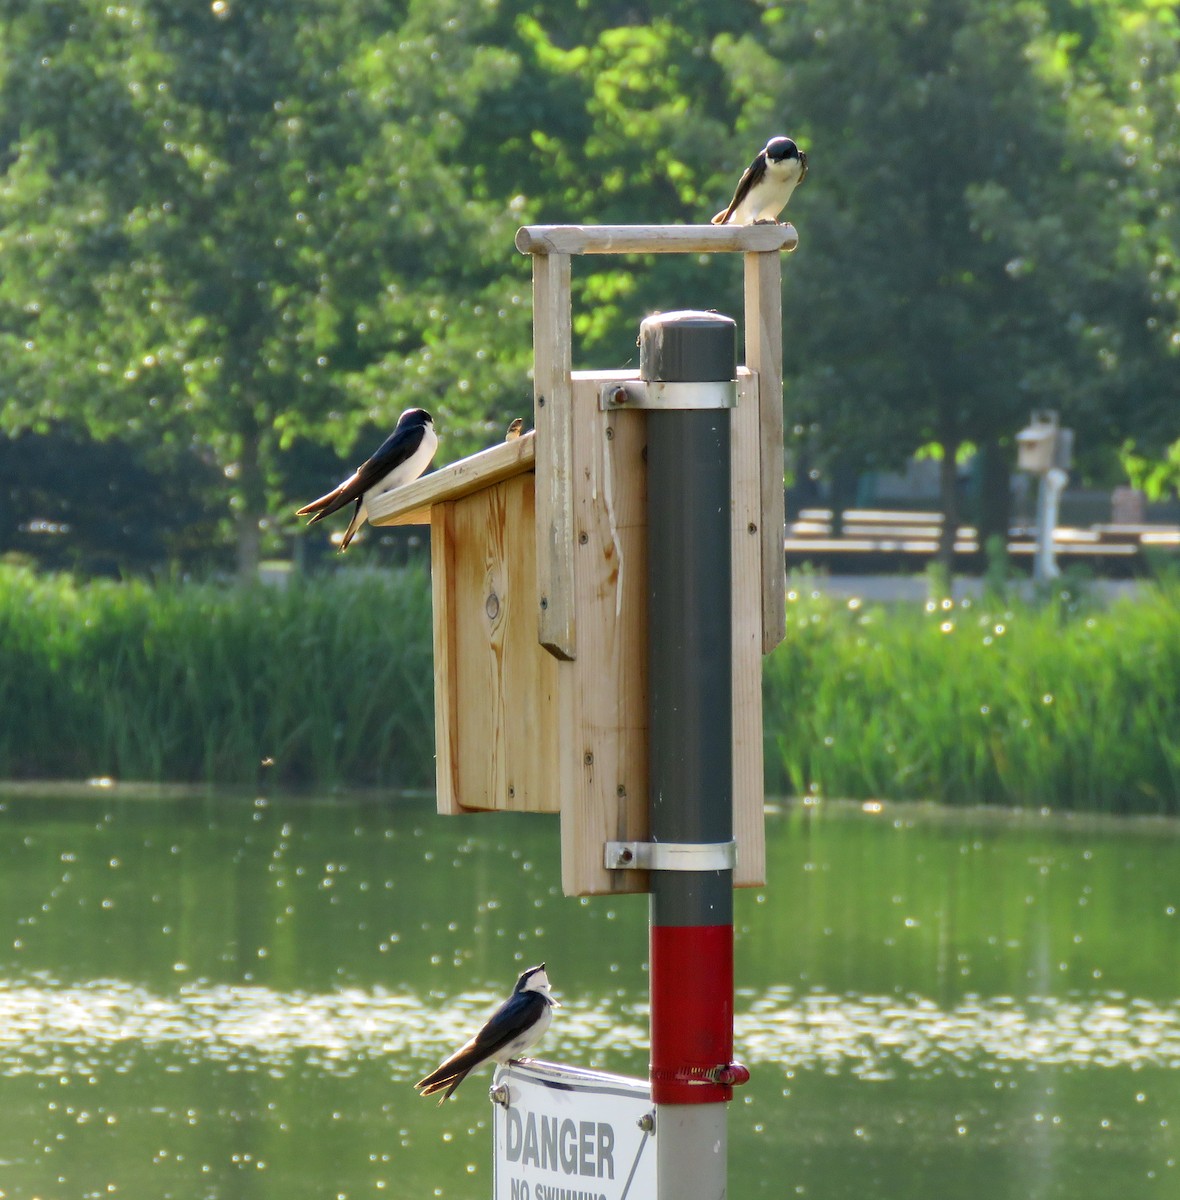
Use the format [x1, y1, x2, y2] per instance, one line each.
[766, 154, 803, 182]
[726, 155, 801, 224]
[366, 423, 438, 504]
[491, 1001, 553, 1064]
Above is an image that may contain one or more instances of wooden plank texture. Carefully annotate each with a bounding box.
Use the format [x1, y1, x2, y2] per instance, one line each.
[516, 223, 799, 256]
[448, 476, 560, 814]
[430, 502, 462, 814]
[556, 373, 765, 893]
[560, 377, 650, 896]
[532, 252, 577, 660]
[731, 369, 766, 886]
[744, 250, 788, 653]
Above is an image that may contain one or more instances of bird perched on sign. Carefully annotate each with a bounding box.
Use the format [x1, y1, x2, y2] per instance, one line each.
[295, 408, 437, 551]
[711, 136, 808, 226]
[504, 417, 524, 441]
[415, 964, 559, 1103]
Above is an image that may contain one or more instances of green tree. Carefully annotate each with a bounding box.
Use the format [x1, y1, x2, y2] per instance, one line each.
[0, 0, 526, 574]
[4, 0, 1175, 580]
[1013, 2, 1180, 483]
[715, 0, 1175, 563]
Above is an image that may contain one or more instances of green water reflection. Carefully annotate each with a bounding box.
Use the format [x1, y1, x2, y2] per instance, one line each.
[0, 791, 1176, 1198]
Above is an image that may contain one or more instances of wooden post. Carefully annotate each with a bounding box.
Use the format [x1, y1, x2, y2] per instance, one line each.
[559, 376, 650, 896]
[730, 369, 766, 886]
[744, 250, 788, 653]
[530, 251, 577, 661]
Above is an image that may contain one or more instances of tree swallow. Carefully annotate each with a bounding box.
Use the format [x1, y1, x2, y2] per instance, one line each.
[505, 417, 524, 441]
[415, 963, 558, 1103]
[712, 136, 808, 225]
[295, 407, 437, 550]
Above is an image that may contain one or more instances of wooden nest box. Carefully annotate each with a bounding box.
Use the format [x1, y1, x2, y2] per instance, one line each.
[370, 223, 797, 896]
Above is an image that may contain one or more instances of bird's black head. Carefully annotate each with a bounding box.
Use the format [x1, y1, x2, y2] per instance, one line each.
[765, 136, 801, 162]
[515, 963, 549, 994]
[397, 407, 433, 427]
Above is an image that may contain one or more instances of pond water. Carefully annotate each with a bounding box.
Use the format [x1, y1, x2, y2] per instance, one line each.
[0, 789, 1177, 1199]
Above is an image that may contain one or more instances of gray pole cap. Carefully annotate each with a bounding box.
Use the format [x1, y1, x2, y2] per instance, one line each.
[640, 310, 737, 384]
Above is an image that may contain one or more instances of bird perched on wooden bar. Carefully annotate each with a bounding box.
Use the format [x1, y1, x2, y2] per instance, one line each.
[415, 964, 558, 1103]
[505, 417, 524, 441]
[295, 408, 436, 550]
[712, 136, 808, 226]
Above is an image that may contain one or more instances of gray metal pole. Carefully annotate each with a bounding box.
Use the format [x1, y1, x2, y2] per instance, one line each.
[642, 310, 737, 1200]
[1033, 468, 1067, 584]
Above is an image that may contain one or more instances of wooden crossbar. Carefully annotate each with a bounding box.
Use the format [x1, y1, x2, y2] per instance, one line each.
[515, 223, 799, 256]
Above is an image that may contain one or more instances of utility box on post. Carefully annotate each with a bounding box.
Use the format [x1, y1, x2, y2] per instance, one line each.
[369, 223, 797, 897]
[1017, 410, 1073, 475]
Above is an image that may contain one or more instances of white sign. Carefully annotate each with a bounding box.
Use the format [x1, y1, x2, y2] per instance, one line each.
[492, 1060, 656, 1200]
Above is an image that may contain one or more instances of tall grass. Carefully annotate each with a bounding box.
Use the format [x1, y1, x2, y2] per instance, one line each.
[0, 565, 435, 788]
[763, 582, 1180, 814]
[4, 565, 1179, 812]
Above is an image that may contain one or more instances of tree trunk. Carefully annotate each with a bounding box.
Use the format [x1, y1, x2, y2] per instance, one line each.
[235, 511, 262, 581]
[976, 436, 1010, 546]
[234, 429, 266, 584]
[937, 439, 960, 579]
[828, 456, 859, 538]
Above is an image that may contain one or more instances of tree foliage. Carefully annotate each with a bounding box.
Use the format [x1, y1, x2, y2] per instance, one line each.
[0, 0, 1176, 572]
[715, 0, 1177, 552]
[0, 0, 528, 568]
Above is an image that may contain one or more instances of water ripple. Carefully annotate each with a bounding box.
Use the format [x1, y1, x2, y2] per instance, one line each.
[0, 975, 643, 1079]
[0, 976, 1176, 1082]
[736, 988, 1180, 1079]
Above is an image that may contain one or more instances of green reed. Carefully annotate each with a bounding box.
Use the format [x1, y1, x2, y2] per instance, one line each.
[0, 564, 435, 788]
[3, 565, 1178, 811]
[763, 581, 1180, 814]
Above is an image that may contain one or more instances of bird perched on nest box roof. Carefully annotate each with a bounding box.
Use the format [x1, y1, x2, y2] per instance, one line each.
[295, 407, 437, 550]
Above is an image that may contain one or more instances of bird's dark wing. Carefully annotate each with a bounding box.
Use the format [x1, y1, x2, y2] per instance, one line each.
[295, 424, 423, 522]
[354, 423, 424, 488]
[413, 1048, 478, 1103]
[415, 991, 547, 1102]
[712, 151, 767, 225]
[295, 470, 364, 522]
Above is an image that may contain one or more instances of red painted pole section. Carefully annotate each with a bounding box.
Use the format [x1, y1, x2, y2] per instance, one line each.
[650, 924, 734, 1104]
